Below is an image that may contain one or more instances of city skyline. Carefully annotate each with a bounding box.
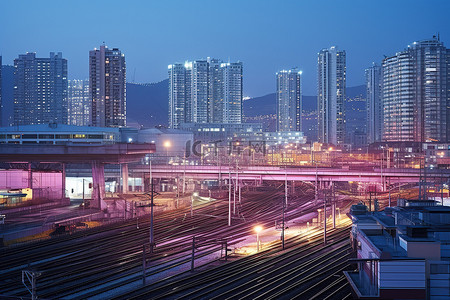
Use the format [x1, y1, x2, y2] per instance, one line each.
[1, 0, 449, 97]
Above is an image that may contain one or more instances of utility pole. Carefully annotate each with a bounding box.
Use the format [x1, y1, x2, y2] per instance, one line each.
[22, 270, 41, 300]
[323, 189, 327, 245]
[234, 166, 236, 215]
[282, 186, 286, 250]
[315, 161, 318, 205]
[285, 167, 288, 207]
[332, 182, 336, 229]
[228, 167, 231, 226]
[191, 236, 196, 271]
[183, 154, 186, 195]
[388, 177, 391, 207]
[150, 178, 155, 253]
[142, 244, 146, 285]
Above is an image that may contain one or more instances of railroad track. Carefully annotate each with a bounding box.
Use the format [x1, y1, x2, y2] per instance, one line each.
[114, 220, 353, 299]
[0, 183, 354, 299]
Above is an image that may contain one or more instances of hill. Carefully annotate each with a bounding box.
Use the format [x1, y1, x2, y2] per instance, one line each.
[126, 80, 168, 128]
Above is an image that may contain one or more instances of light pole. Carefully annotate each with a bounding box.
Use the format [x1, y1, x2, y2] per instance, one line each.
[164, 140, 171, 160]
[82, 178, 85, 210]
[183, 153, 186, 195]
[254, 225, 263, 252]
[228, 161, 232, 226]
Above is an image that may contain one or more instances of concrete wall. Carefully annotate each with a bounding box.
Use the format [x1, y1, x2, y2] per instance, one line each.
[0, 170, 63, 200]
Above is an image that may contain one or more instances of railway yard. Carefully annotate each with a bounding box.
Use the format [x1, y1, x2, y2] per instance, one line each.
[0, 182, 398, 299]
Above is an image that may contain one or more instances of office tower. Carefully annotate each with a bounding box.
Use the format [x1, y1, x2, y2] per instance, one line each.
[68, 79, 90, 126]
[276, 68, 302, 132]
[89, 45, 126, 127]
[13, 52, 68, 125]
[317, 46, 346, 145]
[366, 63, 383, 144]
[382, 36, 449, 142]
[168, 59, 243, 128]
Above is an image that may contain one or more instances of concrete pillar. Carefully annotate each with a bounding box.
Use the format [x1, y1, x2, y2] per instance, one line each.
[121, 163, 129, 194]
[92, 161, 106, 210]
[28, 163, 33, 189]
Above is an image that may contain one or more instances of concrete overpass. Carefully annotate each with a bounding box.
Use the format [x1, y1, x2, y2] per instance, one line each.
[132, 165, 449, 187]
[0, 144, 155, 208]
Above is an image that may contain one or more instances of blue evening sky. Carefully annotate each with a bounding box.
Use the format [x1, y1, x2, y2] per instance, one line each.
[1, 0, 449, 97]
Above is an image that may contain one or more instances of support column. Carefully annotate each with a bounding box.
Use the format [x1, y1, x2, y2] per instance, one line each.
[91, 161, 106, 210]
[28, 163, 33, 190]
[121, 163, 129, 194]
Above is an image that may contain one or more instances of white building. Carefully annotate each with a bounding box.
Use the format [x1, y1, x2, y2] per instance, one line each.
[317, 46, 346, 145]
[168, 58, 243, 128]
[276, 68, 302, 132]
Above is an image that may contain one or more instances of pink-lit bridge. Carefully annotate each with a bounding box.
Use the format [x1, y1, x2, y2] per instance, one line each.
[134, 165, 447, 184]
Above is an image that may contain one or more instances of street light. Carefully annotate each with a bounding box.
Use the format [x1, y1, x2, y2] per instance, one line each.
[254, 225, 263, 252]
[163, 140, 171, 158]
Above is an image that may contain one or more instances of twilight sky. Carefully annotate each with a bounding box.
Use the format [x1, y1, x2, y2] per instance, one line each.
[1, 0, 449, 97]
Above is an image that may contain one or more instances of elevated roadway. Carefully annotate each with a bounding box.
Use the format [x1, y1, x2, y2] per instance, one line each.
[134, 165, 449, 185]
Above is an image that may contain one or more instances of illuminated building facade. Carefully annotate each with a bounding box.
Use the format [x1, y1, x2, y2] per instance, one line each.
[382, 37, 449, 142]
[221, 62, 243, 124]
[276, 68, 302, 132]
[13, 52, 68, 125]
[68, 79, 90, 126]
[317, 46, 346, 145]
[89, 45, 126, 127]
[168, 58, 243, 128]
[366, 63, 383, 144]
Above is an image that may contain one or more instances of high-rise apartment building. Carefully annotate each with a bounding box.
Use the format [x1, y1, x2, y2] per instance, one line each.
[208, 58, 223, 123]
[365, 63, 383, 144]
[221, 62, 243, 124]
[317, 46, 346, 145]
[68, 79, 90, 126]
[382, 37, 449, 142]
[168, 58, 243, 129]
[89, 45, 126, 127]
[13, 52, 68, 125]
[276, 68, 302, 132]
[168, 63, 188, 129]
